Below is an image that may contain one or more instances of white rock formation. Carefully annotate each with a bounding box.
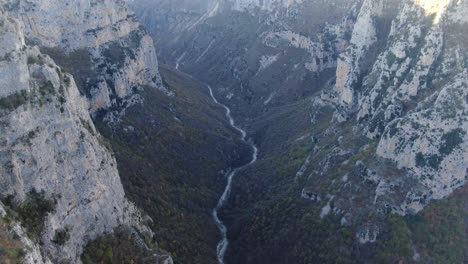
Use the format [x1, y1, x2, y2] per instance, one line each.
[334, 0, 383, 107]
[258, 54, 279, 72]
[4, 0, 168, 117]
[377, 73, 467, 213]
[342, 0, 467, 214]
[0, 9, 29, 98]
[0, 7, 156, 263]
[262, 24, 349, 73]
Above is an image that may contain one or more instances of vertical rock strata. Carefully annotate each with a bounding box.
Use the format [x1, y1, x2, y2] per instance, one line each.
[5, 0, 170, 122]
[330, 0, 467, 213]
[0, 1, 170, 263]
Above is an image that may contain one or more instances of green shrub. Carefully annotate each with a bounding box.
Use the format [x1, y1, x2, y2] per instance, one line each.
[0, 91, 29, 111]
[416, 152, 441, 170]
[439, 128, 464, 156]
[17, 189, 55, 240]
[386, 52, 398, 66]
[27, 55, 44, 65]
[52, 227, 70, 246]
[81, 228, 162, 264]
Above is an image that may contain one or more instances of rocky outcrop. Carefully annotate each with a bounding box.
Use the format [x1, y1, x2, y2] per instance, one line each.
[290, 3, 465, 231]
[262, 28, 347, 74]
[334, 0, 384, 109]
[356, 0, 449, 131]
[335, 0, 467, 214]
[4, 0, 169, 121]
[0, 6, 159, 263]
[377, 73, 467, 213]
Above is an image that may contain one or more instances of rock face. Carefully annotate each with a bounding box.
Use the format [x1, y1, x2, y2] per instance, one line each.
[0, 2, 165, 263]
[4, 0, 168, 122]
[334, 0, 385, 109]
[377, 75, 467, 211]
[325, 0, 467, 214]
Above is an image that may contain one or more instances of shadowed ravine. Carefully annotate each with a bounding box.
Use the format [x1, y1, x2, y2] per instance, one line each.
[207, 85, 258, 264]
[174, 63, 258, 264]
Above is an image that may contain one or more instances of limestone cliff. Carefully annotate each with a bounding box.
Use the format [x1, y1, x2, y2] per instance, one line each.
[0, 4, 170, 264]
[325, 0, 467, 214]
[4, 0, 170, 123]
[370, 0, 467, 213]
[334, 0, 385, 109]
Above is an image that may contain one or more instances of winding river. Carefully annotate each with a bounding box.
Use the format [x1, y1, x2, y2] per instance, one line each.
[207, 86, 258, 264]
[174, 62, 258, 264]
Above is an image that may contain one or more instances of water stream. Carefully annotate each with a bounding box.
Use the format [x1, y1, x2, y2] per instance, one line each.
[207, 86, 258, 264]
[173, 64, 258, 264]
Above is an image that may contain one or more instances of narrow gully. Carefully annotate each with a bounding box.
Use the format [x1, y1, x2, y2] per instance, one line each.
[173, 64, 258, 264]
[207, 85, 258, 264]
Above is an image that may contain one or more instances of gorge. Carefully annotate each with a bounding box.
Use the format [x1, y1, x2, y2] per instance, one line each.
[207, 84, 259, 264]
[0, 0, 466, 264]
[132, 0, 468, 263]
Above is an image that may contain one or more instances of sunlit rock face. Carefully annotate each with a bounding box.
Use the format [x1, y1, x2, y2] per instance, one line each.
[334, 0, 384, 109]
[3, 0, 167, 120]
[415, 0, 450, 24]
[333, 0, 453, 117]
[323, 0, 468, 216]
[369, 0, 468, 214]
